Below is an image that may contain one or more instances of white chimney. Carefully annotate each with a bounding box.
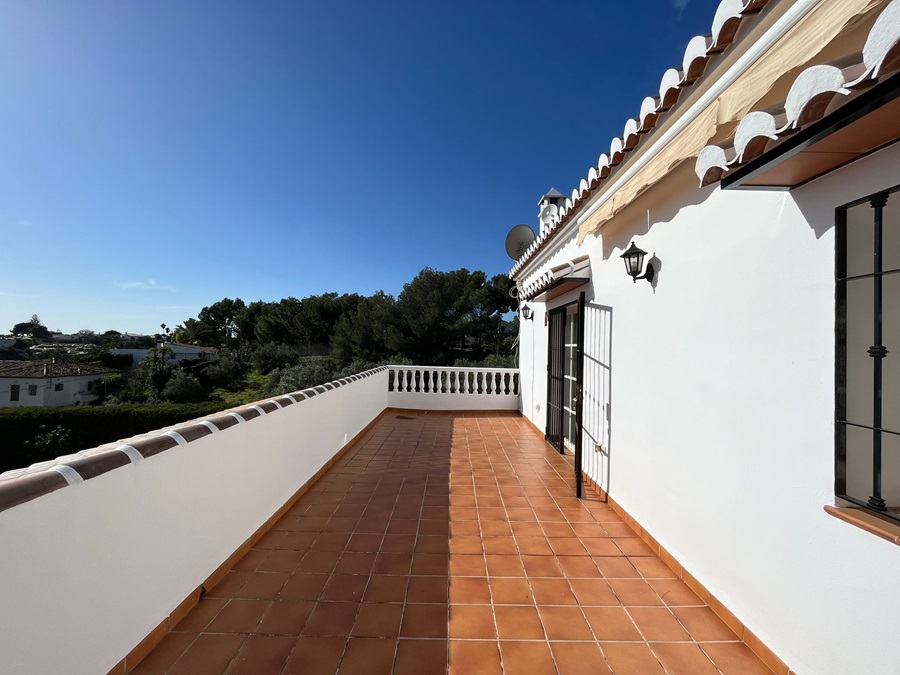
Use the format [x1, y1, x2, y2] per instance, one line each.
[538, 188, 565, 236]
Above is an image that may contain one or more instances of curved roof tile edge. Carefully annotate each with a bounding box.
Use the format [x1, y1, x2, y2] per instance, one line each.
[694, 0, 900, 187]
[510, 0, 770, 280]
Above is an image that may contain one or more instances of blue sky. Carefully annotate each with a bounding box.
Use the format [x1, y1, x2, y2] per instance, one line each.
[1, 0, 713, 335]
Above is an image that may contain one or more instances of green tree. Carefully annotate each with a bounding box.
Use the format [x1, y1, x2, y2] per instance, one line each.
[331, 291, 402, 366]
[174, 318, 216, 345]
[197, 298, 247, 347]
[253, 298, 303, 345]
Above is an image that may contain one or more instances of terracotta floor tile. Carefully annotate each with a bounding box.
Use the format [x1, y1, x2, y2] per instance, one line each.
[345, 534, 383, 553]
[494, 605, 545, 639]
[168, 633, 246, 675]
[602, 522, 638, 537]
[140, 413, 776, 674]
[206, 599, 270, 633]
[568, 579, 622, 607]
[449, 604, 496, 639]
[232, 548, 268, 571]
[570, 522, 609, 538]
[485, 554, 525, 577]
[301, 602, 361, 636]
[450, 576, 492, 604]
[549, 537, 588, 556]
[407, 576, 449, 603]
[650, 643, 721, 675]
[483, 536, 519, 554]
[338, 637, 397, 675]
[206, 570, 252, 598]
[394, 639, 448, 675]
[628, 607, 692, 641]
[401, 603, 449, 638]
[415, 535, 450, 553]
[600, 643, 665, 675]
[279, 573, 330, 601]
[311, 532, 353, 552]
[489, 577, 534, 605]
[225, 634, 295, 675]
[382, 534, 417, 553]
[172, 597, 228, 632]
[334, 552, 377, 575]
[530, 578, 578, 605]
[373, 552, 413, 575]
[130, 632, 196, 674]
[320, 574, 369, 602]
[539, 605, 593, 640]
[521, 555, 564, 578]
[351, 602, 403, 637]
[387, 519, 419, 536]
[702, 642, 775, 675]
[582, 538, 624, 557]
[449, 640, 502, 675]
[255, 600, 315, 635]
[628, 556, 678, 579]
[411, 553, 450, 576]
[480, 521, 512, 536]
[672, 606, 739, 641]
[609, 579, 663, 607]
[297, 551, 342, 574]
[648, 578, 703, 606]
[550, 641, 612, 675]
[556, 556, 603, 579]
[498, 640, 556, 675]
[233, 572, 291, 600]
[516, 536, 554, 555]
[593, 557, 640, 579]
[583, 606, 642, 641]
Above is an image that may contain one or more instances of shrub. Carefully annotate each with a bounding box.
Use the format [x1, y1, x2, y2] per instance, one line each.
[251, 343, 300, 375]
[0, 403, 225, 473]
[161, 370, 206, 403]
[268, 359, 335, 396]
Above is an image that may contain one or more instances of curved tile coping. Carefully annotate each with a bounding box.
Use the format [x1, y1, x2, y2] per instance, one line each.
[0, 366, 390, 514]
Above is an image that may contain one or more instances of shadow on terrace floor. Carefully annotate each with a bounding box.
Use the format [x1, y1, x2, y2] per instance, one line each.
[133, 411, 771, 675]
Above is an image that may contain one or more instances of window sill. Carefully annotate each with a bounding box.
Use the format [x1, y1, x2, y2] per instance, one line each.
[824, 505, 900, 545]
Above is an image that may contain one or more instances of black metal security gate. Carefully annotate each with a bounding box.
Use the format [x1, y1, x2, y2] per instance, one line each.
[546, 292, 586, 498]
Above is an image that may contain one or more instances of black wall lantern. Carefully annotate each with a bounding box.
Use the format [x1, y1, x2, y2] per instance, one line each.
[520, 304, 533, 320]
[620, 242, 655, 284]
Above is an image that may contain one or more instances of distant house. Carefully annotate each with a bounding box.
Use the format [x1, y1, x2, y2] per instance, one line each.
[109, 342, 219, 369]
[0, 360, 119, 408]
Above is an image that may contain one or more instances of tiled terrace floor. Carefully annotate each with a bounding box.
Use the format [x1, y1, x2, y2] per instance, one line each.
[135, 411, 771, 674]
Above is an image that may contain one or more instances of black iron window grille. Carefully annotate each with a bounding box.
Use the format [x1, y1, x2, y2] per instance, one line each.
[836, 184, 900, 522]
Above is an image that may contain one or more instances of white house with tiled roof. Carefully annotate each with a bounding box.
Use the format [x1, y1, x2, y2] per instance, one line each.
[513, 1, 900, 673]
[0, 360, 118, 407]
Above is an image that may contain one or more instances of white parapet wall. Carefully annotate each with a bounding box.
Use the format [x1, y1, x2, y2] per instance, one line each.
[386, 365, 520, 411]
[0, 368, 390, 675]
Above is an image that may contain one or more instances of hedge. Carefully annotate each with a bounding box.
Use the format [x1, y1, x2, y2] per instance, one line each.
[0, 402, 226, 473]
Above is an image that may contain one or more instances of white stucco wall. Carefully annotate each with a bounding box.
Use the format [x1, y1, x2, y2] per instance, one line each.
[0, 371, 389, 675]
[518, 144, 900, 675]
[0, 374, 106, 408]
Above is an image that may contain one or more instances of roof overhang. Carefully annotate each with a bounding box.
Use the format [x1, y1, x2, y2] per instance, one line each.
[527, 277, 590, 303]
[722, 72, 900, 190]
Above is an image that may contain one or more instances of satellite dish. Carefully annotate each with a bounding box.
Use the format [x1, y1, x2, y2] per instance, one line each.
[505, 224, 536, 261]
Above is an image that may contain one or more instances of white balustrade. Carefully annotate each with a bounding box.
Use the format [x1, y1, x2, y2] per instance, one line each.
[387, 365, 520, 410]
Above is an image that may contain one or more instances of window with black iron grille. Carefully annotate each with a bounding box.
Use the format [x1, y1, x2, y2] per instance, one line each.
[836, 184, 900, 522]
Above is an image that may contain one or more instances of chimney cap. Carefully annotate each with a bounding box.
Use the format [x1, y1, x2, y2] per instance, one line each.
[539, 188, 565, 205]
